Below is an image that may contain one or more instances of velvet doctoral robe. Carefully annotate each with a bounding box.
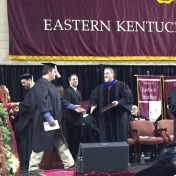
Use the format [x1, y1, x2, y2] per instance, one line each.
[89, 81, 133, 143]
[32, 78, 70, 151]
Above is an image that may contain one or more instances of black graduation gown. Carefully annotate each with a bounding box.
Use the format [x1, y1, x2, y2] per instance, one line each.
[89, 81, 133, 143]
[15, 88, 33, 167]
[32, 78, 70, 151]
[16, 88, 33, 132]
[81, 115, 99, 143]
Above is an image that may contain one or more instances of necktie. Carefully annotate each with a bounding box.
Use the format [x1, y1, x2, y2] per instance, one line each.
[76, 89, 79, 96]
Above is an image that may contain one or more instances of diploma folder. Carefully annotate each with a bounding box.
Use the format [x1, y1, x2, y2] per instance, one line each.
[100, 103, 115, 112]
[43, 120, 60, 131]
[80, 101, 90, 111]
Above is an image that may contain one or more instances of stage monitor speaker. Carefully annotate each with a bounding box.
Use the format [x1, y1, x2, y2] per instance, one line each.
[76, 142, 129, 173]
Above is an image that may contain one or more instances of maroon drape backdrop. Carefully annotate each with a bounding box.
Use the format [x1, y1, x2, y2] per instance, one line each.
[7, 0, 176, 57]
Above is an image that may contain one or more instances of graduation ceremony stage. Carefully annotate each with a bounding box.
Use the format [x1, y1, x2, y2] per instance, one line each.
[18, 144, 151, 176]
[19, 163, 152, 176]
[18, 150, 150, 176]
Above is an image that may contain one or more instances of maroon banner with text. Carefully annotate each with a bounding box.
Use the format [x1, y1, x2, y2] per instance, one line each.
[137, 75, 162, 121]
[163, 76, 176, 119]
[7, 0, 176, 60]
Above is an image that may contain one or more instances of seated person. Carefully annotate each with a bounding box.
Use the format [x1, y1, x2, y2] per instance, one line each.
[130, 105, 149, 121]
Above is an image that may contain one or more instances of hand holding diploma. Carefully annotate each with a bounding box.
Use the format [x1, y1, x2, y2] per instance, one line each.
[49, 120, 56, 127]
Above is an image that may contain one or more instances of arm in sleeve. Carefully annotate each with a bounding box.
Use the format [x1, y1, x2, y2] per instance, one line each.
[43, 111, 54, 122]
[62, 89, 73, 108]
[89, 86, 100, 107]
[66, 104, 76, 110]
[116, 82, 133, 112]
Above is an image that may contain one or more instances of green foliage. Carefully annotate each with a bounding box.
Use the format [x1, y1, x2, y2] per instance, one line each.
[0, 105, 8, 119]
[0, 105, 15, 176]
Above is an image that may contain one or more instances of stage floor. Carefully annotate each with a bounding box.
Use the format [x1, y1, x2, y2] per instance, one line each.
[19, 162, 151, 176]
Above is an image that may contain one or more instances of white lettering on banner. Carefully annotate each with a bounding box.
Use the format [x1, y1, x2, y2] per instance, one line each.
[43, 19, 52, 30]
[43, 19, 176, 33]
[143, 82, 154, 84]
[141, 87, 157, 100]
[116, 21, 176, 32]
[142, 87, 156, 93]
[64, 19, 72, 30]
[142, 94, 157, 100]
[44, 19, 111, 31]
[116, 21, 126, 31]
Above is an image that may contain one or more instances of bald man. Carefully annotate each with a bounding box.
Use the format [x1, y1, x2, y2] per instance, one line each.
[130, 105, 149, 121]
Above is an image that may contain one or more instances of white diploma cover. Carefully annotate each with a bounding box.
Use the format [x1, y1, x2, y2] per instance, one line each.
[43, 120, 60, 131]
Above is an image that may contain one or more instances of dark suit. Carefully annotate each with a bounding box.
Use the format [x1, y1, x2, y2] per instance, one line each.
[63, 86, 83, 159]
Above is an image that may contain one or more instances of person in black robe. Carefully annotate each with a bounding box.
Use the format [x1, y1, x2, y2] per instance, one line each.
[89, 67, 133, 143]
[15, 73, 34, 167]
[81, 115, 99, 143]
[28, 63, 85, 175]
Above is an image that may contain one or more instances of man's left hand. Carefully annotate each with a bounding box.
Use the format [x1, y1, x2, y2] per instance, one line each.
[112, 101, 118, 106]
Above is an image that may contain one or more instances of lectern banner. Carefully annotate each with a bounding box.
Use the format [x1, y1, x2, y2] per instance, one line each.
[163, 76, 176, 119]
[137, 75, 162, 121]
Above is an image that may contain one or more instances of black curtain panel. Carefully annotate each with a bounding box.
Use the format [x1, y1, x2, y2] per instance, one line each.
[1, 65, 176, 104]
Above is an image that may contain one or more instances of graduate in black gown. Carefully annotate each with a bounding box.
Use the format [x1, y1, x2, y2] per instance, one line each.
[28, 63, 85, 175]
[89, 67, 133, 143]
[15, 73, 34, 167]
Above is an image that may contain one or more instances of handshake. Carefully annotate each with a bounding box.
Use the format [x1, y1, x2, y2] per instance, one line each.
[74, 105, 86, 113]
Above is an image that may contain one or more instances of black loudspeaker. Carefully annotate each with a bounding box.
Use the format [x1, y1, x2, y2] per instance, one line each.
[76, 142, 129, 173]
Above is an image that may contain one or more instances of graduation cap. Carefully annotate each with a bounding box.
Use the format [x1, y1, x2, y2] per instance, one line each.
[20, 73, 33, 80]
[42, 63, 61, 78]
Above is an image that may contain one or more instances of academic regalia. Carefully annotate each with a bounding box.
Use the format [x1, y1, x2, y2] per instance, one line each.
[89, 80, 133, 143]
[32, 77, 70, 151]
[81, 115, 99, 143]
[15, 74, 34, 167]
[16, 88, 33, 167]
[16, 88, 33, 132]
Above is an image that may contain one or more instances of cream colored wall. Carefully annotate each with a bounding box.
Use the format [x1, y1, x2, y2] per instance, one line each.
[0, 0, 176, 65]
